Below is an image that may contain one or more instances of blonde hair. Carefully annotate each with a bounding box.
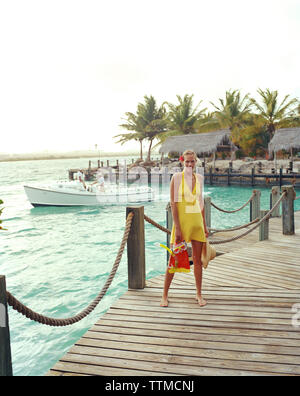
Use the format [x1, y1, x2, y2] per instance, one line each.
[182, 150, 198, 161]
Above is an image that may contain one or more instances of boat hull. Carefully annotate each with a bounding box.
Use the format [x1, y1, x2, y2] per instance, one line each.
[24, 185, 155, 207]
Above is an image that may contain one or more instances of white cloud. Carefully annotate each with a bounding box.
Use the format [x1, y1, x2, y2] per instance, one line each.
[0, 0, 299, 153]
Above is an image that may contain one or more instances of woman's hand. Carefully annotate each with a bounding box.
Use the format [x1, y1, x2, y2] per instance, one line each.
[175, 227, 183, 244]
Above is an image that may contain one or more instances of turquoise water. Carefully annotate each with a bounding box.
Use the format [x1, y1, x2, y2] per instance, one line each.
[0, 157, 299, 376]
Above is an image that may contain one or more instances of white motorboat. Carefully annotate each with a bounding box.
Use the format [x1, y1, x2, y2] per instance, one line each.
[24, 181, 155, 207]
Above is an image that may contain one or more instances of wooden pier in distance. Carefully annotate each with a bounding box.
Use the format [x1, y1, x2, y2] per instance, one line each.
[48, 208, 300, 376]
[68, 159, 300, 188]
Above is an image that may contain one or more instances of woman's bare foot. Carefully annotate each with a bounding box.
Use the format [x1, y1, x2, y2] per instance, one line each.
[160, 296, 169, 307]
[195, 295, 207, 307]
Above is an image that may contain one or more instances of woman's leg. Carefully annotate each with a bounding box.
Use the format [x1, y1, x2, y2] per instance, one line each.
[191, 240, 207, 307]
[160, 265, 175, 307]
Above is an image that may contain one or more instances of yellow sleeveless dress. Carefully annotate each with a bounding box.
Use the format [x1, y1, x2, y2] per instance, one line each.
[170, 171, 206, 244]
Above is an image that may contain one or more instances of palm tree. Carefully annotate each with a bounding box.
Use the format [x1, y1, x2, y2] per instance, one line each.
[209, 89, 252, 131]
[236, 113, 269, 156]
[194, 90, 253, 154]
[164, 94, 207, 136]
[137, 95, 167, 161]
[289, 103, 300, 127]
[250, 88, 299, 141]
[115, 95, 167, 162]
[115, 112, 146, 160]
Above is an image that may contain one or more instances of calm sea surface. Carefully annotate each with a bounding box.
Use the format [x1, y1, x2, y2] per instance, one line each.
[0, 157, 299, 376]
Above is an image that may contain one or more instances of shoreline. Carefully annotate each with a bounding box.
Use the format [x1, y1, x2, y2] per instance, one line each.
[0, 151, 143, 163]
[1, 153, 299, 179]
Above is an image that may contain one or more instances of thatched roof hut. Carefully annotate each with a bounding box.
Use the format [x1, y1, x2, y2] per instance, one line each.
[269, 128, 300, 154]
[159, 129, 237, 156]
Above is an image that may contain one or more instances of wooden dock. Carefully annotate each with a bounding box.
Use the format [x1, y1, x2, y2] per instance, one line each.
[48, 211, 300, 376]
[68, 159, 300, 187]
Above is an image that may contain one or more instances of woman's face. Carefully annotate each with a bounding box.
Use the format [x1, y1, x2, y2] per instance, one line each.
[183, 154, 196, 169]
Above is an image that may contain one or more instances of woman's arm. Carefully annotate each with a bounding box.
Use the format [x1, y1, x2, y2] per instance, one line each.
[197, 174, 209, 237]
[202, 207, 209, 237]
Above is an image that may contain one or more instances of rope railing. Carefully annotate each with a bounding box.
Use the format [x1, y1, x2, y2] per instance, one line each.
[4, 189, 294, 325]
[209, 191, 286, 245]
[144, 191, 287, 245]
[6, 211, 134, 327]
[210, 192, 255, 213]
[1, 188, 295, 377]
[144, 214, 171, 235]
[145, 212, 260, 236]
[209, 217, 260, 234]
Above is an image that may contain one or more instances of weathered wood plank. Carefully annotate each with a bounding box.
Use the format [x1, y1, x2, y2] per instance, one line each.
[83, 326, 300, 356]
[91, 321, 300, 346]
[47, 211, 300, 376]
[59, 349, 276, 376]
[72, 338, 300, 374]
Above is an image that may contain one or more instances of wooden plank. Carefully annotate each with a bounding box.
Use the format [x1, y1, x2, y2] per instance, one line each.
[85, 326, 300, 356]
[65, 346, 282, 376]
[47, 211, 300, 376]
[98, 315, 300, 340]
[91, 322, 300, 347]
[106, 307, 293, 327]
[73, 338, 300, 375]
[102, 311, 296, 332]
[111, 301, 294, 321]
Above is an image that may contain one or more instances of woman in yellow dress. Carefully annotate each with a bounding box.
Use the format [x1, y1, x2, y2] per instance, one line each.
[160, 150, 209, 307]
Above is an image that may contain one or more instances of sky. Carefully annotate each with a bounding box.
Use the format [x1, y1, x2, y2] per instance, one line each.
[0, 0, 300, 154]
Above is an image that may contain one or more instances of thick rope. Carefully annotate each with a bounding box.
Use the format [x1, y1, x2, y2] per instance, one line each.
[144, 214, 171, 235]
[6, 212, 134, 327]
[144, 191, 286, 245]
[210, 192, 255, 213]
[209, 192, 286, 245]
[209, 217, 260, 234]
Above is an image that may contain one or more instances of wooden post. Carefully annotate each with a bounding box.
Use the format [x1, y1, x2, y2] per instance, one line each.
[147, 168, 151, 186]
[259, 210, 269, 241]
[281, 185, 295, 235]
[204, 196, 211, 230]
[250, 190, 261, 221]
[270, 186, 280, 217]
[126, 206, 145, 289]
[209, 167, 213, 185]
[227, 167, 231, 186]
[0, 276, 13, 376]
[279, 167, 283, 188]
[251, 168, 255, 186]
